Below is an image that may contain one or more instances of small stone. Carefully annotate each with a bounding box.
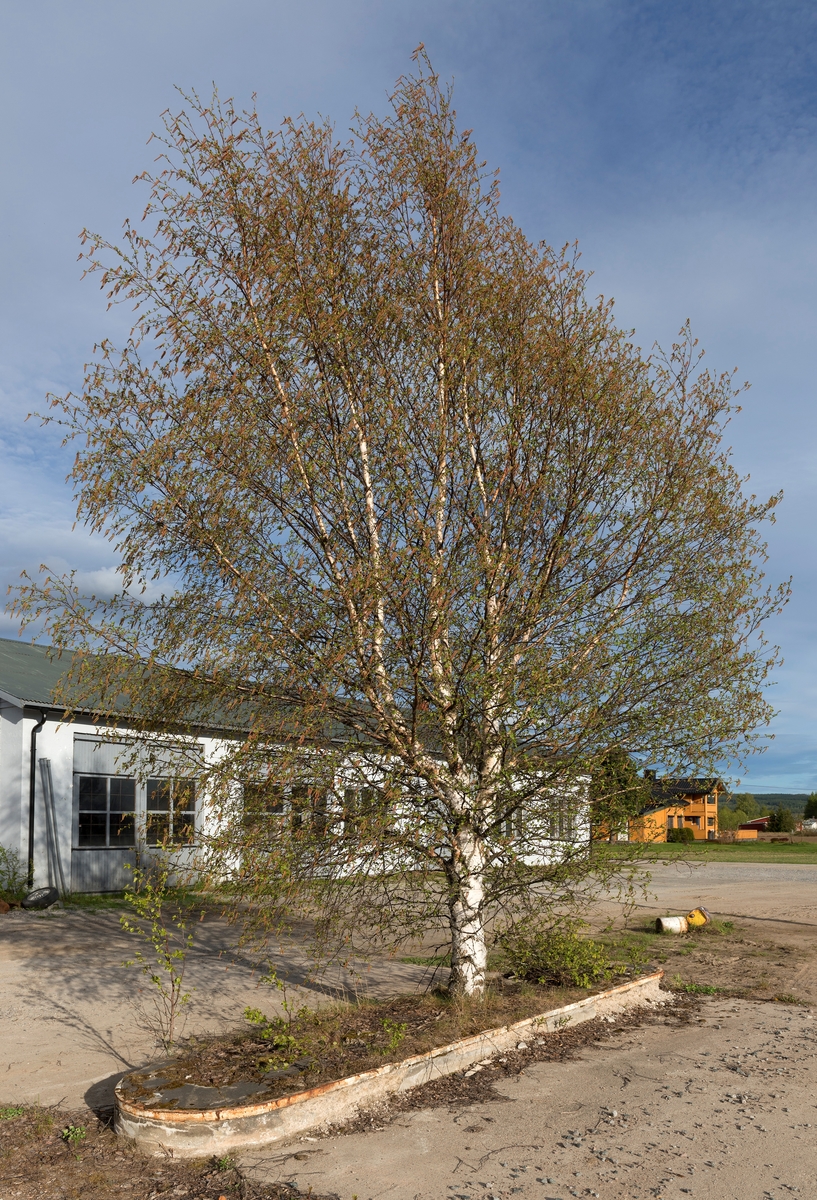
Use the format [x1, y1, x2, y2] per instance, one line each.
[516, 1041, 528, 1050]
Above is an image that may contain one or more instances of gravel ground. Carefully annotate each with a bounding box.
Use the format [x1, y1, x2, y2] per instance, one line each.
[2, 863, 816, 1198]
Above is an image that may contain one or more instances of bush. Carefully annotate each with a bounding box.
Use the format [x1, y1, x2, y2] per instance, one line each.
[716, 808, 748, 831]
[0, 844, 27, 901]
[500, 919, 615, 989]
[667, 826, 696, 843]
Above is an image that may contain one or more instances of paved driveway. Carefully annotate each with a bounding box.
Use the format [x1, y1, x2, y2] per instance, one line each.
[628, 860, 817, 928]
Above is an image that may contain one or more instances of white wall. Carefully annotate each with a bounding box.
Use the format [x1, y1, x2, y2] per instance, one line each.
[0, 703, 25, 860]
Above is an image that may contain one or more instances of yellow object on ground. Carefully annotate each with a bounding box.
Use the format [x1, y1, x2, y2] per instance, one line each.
[686, 906, 711, 927]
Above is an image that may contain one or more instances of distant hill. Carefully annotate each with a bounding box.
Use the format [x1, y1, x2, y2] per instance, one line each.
[729, 792, 811, 815]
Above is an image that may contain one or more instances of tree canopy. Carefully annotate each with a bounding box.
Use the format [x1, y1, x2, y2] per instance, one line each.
[13, 55, 787, 995]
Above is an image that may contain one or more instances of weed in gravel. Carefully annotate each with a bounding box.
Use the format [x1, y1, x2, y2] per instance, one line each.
[672, 977, 721, 995]
[62, 1124, 87, 1148]
[379, 1018, 408, 1055]
[0, 1105, 24, 1119]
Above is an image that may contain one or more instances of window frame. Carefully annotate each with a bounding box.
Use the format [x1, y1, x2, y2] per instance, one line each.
[145, 776, 197, 847]
[76, 774, 137, 849]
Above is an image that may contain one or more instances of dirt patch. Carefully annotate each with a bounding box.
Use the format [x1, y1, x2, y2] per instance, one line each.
[606, 916, 816, 1002]
[120, 980, 587, 1109]
[0, 1104, 335, 1200]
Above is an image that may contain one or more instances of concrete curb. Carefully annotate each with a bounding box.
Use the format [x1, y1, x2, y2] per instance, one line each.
[115, 970, 665, 1157]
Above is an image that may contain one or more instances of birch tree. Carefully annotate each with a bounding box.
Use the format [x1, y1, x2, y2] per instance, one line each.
[14, 55, 786, 996]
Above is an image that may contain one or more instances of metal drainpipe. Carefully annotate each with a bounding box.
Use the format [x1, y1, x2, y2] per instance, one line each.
[27, 710, 47, 887]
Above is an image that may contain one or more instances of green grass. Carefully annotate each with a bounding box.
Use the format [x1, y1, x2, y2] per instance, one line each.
[671, 978, 723, 995]
[609, 841, 817, 864]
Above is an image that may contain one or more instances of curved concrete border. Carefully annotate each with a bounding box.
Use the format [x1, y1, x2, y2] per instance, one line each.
[116, 970, 664, 1157]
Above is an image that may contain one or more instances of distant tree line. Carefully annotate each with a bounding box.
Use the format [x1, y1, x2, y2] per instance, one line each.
[719, 791, 817, 830]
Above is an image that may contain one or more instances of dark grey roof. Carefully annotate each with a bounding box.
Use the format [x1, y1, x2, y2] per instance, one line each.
[0, 638, 375, 745]
[0, 638, 71, 709]
[0, 637, 249, 734]
[649, 777, 723, 804]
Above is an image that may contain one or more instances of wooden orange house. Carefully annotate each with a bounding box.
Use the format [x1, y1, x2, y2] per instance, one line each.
[629, 775, 724, 843]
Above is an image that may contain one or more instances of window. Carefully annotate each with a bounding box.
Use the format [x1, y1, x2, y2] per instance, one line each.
[666, 816, 675, 829]
[343, 787, 388, 834]
[549, 801, 574, 840]
[78, 776, 136, 848]
[707, 816, 715, 827]
[707, 795, 716, 804]
[292, 785, 330, 834]
[243, 782, 285, 832]
[685, 815, 701, 828]
[146, 778, 196, 846]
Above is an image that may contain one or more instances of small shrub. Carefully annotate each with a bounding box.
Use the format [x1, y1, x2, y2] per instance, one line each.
[500, 919, 617, 989]
[244, 1006, 306, 1064]
[379, 1018, 408, 1055]
[667, 826, 696, 844]
[120, 856, 196, 1050]
[768, 807, 795, 833]
[0, 843, 27, 902]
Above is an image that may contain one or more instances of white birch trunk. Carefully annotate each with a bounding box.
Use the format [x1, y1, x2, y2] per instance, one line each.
[448, 826, 488, 997]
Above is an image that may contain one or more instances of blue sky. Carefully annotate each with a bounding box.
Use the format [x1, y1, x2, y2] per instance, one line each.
[1, 1, 816, 791]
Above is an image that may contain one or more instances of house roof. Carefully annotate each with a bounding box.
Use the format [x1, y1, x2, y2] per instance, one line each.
[0, 638, 73, 710]
[0, 637, 247, 734]
[0, 637, 387, 745]
[649, 777, 724, 802]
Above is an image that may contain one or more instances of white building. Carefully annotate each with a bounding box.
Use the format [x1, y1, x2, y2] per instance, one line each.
[0, 638, 226, 894]
[0, 637, 591, 895]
